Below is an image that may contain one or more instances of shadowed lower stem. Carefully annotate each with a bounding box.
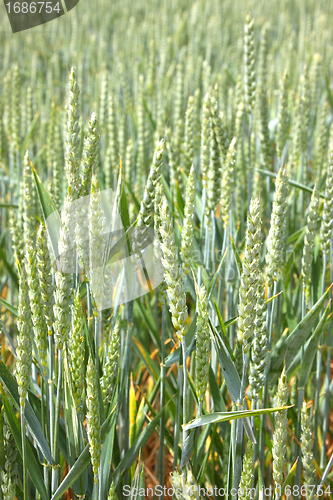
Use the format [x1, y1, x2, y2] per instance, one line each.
[21, 405, 28, 500]
[181, 337, 188, 477]
[52, 349, 63, 493]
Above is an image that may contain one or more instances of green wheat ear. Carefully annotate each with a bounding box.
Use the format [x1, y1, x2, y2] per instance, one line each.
[65, 67, 81, 200]
[1, 410, 18, 500]
[301, 186, 319, 304]
[37, 222, 54, 336]
[141, 138, 165, 226]
[206, 115, 221, 219]
[101, 317, 121, 407]
[237, 197, 262, 353]
[200, 91, 211, 190]
[320, 143, 333, 256]
[221, 136, 237, 229]
[80, 112, 100, 198]
[75, 114, 100, 274]
[244, 13, 256, 114]
[276, 70, 289, 159]
[107, 481, 118, 500]
[180, 164, 195, 275]
[89, 174, 105, 315]
[182, 95, 195, 179]
[238, 440, 254, 500]
[16, 265, 33, 408]
[22, 156, 48, 377]
[195, 282, 210, 404]
[53, 195, 74, 351]
[272, 367, 289, 498]
[249, 272, 268, 398]
[265, 166, 289, 287]
[170, 467, 202, 500]
[69, 290, 86, 411]
[301, 402, 316, 496]
[86, 355, 101, 484]
[104, 91, 119, 190]
[159, 196, 188, 340]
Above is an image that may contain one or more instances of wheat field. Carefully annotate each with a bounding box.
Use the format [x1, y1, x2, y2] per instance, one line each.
[0, 0, 333, 499]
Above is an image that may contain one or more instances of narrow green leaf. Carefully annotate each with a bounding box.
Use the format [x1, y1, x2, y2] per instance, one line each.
[325, 313, 333, 347]
[119, 182, 131, 231]
[283, 286, 298, 332]
[29, 390, 69, 463]
[63, 361, 88, 498]
[208, 366, 227, 413]
[0, 359, 20, 402]
[287, 226, 306, 245]
[208, 248, 228, 301]
[31, 163, 57, 219]
[183, 406, 292, 431]
[195, 417, 212, 466]
[284, 228, 306, 278]
[50, 410, 116, 500]
[1, 388, 48, 500]
[224, 316, 237, 328]
[0, 408, 5, 469]
[0, 297, 18, 316]
[112, 409, 163, 488]
[51, 442, 91, 500]
[180, 430, 194, 468]
[197, 430, 214, 484]
[213, 300, 234, 359]
[15, 485, 24, 500]
[0, 248, 19, 287]
[31, 163, 60, 259]
[20, 112, 40, 158]
[257, 459, 264, 496]
[100, 389, 118, 499]
[0, 360, 54, 465]
[298, 304, 330, 388]
[229, 235, 242, 277]
[135, 379, 160, 435]
[142, 96, 157, 130]
[138, 464, 145, 500]
[71, 424, 88, 497]
[209, 319, 241, 403]
[132, 337, 160, 380]
[160, 174, 172, 205]
[266, 290, 283, 304]
[132, 339, 176, 415]
[135, 378, 179, 459]
[105, 221, 139, 267]
[271, 286, 331, 379]
[187, 371, 199, 408]
[325, 74, 333, 112]
[281, 458, 298, 496]
[176, 181, 185, 218]
[255, 168, 325, 198]
[124, 185, 140, 218]
[135, 299, 161, 349]
[165, 313, 198, 367]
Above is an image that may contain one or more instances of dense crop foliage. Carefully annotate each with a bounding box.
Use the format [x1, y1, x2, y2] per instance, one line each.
[0, 0, 333, 499]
